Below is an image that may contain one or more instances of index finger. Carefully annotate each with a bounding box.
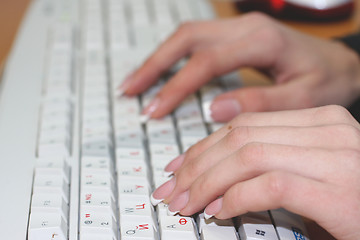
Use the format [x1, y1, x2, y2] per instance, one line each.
[120, 20, 223, 95]
[121, 15, 266, 96]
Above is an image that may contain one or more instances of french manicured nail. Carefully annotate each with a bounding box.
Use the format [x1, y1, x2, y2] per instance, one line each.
[204, 197, 223, 219]
[204, 99, 241, 123]
[167, 191, 190, 216]
[116, 72, 135, 97]
[140, 97, 160, 123]
[164, 154, 185, 174]
[150, 177, 176, 206]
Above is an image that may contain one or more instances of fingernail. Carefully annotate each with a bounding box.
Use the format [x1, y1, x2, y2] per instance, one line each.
[162, 171, 174, 178]
[204, 99, 241, 123]
[141, 97, 160, 123]
[204, 197, 223, 219]
[164, 154, 186, 173]
[167, 207, 179, 216]
[167, 190, 190, 215]
[150, 177, 176, 206]
[116, 72, 135, 97]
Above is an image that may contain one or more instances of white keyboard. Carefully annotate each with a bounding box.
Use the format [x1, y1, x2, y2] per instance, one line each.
[0, 0, 310, 239]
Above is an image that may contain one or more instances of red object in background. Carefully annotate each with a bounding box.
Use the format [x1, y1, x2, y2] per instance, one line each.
[271, 0, 286, 11]
[234, 0, 354, 21]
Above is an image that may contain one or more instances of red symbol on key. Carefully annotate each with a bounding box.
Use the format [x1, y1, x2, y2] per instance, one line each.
[135, 185, 144, 189]
[136, 203, 146, 209]
[130, 151, 139, 156]
[136, 224, 149, 230]
[85, 194, 92, 200]
[133, 167, 142, 172]
[179, 218, 187, 225]
[85, 214, 91, 218]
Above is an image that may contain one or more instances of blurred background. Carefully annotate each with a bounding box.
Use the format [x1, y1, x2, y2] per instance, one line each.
[0, 0, 359, 79]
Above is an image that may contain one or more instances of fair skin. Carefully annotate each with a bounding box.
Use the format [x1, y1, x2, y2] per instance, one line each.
[119, 12, 360, 121]
[153, 105, 360, 240]
[118, 12, 360, 240]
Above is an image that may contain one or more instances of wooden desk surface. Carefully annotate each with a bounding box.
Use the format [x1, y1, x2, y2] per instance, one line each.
[0, 0, 358, 239]
[212, 0, 360, 38]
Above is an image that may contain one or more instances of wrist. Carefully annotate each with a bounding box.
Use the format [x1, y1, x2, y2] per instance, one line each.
[335, 40, 360, 98]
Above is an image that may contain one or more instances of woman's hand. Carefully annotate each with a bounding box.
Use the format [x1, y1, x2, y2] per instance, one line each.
[118, 12, 360, 122]
[151, 105, 360, 240]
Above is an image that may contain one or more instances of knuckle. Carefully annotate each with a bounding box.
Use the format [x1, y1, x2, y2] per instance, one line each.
[195, 176, 213, 198]
[177, 161, 201, 190]
[242, 12, 284, 44]
[225, 127, 250, 149]
[187, 160, 201, 177]
[266, 172, 288, 202]
[315, 105, 355, 125]
[231, 112, 253, 124]
[256, 25, 283, 43]
[177, 22, 195, 35]
[186, 142, 206, 160]
[175, 22, 197, 44]
[253, 26, 285, 55]
[332, 124, 360, 147]
[237, 143, 265, 170]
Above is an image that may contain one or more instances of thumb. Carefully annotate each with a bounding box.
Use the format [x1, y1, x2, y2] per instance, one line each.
[207, 84, 312, 122]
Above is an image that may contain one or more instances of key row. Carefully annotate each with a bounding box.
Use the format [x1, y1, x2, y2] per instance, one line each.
[29, 24, 74, 240]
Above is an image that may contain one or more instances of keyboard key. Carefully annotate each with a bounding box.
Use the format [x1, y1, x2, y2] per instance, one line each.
[117, 161, 149, 179]
[115, 132, 144, 149]
[81, 174, 116, 199]
[271, 209, 310, 240]
[154, 202, 168, 218]
[237, 212, 278, 240]
[118, 178, 150, 198]
[33, 174, 70, 203]
[28, 212, 68, 240]
[149, 143, 180, 161]
[35, 157, 70, 183]
[80, 192, 117, 219]
[38, 136, 71, 157]
[116, 147, 146, 162]
[79, 211, 118, 239]
[159, 216, 198, 240]
[31, 193, 69, 220]
[120, 219, 158, 240]
[82, 142, 113, 158]
[201, 225, 239, 240]
[82, 156, 113, 170]
[119, 199, 155, 224]
[197, 213, 234, 232]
